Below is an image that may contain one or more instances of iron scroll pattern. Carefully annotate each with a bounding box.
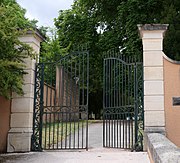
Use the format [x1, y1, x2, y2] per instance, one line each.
[133, 63, 144, 151]
[31, 63, 44, 151]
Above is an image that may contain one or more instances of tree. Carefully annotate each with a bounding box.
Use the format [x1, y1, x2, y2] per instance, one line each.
[53, 0, 180, 117]
[0, 0, 33, 98]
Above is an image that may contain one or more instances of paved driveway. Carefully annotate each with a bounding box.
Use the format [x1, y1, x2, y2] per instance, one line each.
[0, 122, 150, 163]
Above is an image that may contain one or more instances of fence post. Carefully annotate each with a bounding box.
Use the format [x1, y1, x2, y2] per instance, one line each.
[7, 30, 44, 152]
[138, 24, 168, 149]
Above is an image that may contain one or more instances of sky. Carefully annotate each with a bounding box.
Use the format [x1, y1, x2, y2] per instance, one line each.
[16, 0, 74, 27]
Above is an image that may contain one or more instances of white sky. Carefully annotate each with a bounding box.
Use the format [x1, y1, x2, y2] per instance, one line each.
[16, 0, 74, 27]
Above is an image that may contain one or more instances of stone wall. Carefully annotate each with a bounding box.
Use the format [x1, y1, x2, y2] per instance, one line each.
[0, 96, 11, 153]
[56, 66, 79, 121]
[146, 133, 180, 163]
[43, 83, 55, 123]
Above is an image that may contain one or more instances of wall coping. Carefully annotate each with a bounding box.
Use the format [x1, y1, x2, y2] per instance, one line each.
[19, 28, 45, 42]
[138, 24, 169, 31]
[163, 53, 180, 65]
[147, 133, 180, 163]
[26, 29, 45, 42]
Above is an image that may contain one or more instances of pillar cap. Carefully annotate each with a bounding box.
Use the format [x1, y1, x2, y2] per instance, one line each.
[26, 28, 45, 42]
[138, 24, 169, 39]
[138, 24, 169, 31]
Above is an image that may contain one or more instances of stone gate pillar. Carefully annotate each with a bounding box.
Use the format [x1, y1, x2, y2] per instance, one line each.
[7, 30, 44, 152]
[138, 24, 168, 142]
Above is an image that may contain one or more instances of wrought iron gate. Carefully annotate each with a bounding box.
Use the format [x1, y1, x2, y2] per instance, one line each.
[31, 47, 89, 151]
[103, 51, 144, 151]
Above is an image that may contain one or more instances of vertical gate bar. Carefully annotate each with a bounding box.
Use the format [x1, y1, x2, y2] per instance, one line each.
[74, 112, 76, 149]
[114, 114, 116, 148]
[128, 112, 130, 149]
[114, 59, 115, 109]
[62, 60, 65, 149]
[65, 110, 67, 149]
[69, 112, 71, 149]
[51, 65, 56, 150]
[110, 57, 113, 109]
[108, 58, 111, 108]
[82, 118, 84, 148]
[122, 60, 124, 149]
[106, 58, 108, 147]
[116, 114, 118, 148]
[78, 52, 81, 149]
[125, 112, 126, 148]
[65, 58, 68, 150]
[113, 59, 115, 148]
[69, 56, 73, 149]
[45, 111, 47, 149]
[120, 113, 121, 148]
[53, 112, 56, 149]
[50, 65, 53, 110]
[106, 114, 108, 147]
[118, 59, 121, 148]
[59, 60, 63, 106]
[77, 114, 79, 149]
[74, 57, 77, 149]
[60, 60, 64, 110]
[123, 113, 124, 148]
[134, 62, 138, 147]
[61, 112, 63, 149]
[121, 58, 124, 144]
[111, 114, 113, 147]
[110, 59, 112, 147]
[49, 112, 51, 149]
[45, 82, 48, 107]
[126, 112, 127, 149]
[82, 52, 85, 149]
[83, 51, 85, 106]
[86, 112, 88, 150]
[125, 61, 127, 149]
[57, 112, 60, 149]
[107, 59, 110, 147]
[120, 61, 122, 148]
[39, 63, 45, 151]
[127, 59, 130, 149]
[108, 59, 110, 147]
[105, 58, 108, 147]
[109, 112, 110, 147]
[103, 59, 105, 147]
[86, 52, 89, 150]
[130, 60, 134, 149]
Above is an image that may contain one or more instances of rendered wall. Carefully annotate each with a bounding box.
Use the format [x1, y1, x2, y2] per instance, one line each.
[0, 96, 11, 153]
[164, 57, 180, 147]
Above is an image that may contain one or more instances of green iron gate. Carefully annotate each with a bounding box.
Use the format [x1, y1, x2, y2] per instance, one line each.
[31, 47, 89, 151]
[103, 51, 144, 151]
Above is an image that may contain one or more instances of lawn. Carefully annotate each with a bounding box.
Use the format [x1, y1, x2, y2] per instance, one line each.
[42, 120, 87, 149]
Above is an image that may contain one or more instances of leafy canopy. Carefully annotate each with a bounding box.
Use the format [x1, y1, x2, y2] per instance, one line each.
[41, 0, 180, 116]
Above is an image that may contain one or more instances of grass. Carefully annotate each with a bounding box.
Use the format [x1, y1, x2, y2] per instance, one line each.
[42, 120, 87, 148]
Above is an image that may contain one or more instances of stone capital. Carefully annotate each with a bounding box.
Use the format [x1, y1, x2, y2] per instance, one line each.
[138, 24, 168, 51]
[138, 24, 169, 39]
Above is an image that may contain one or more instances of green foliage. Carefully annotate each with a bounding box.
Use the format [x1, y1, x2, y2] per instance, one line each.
[161, 0, 180, 60]
[40, 28, 68, 62]
[46, 0, 180, 115]
[0, 0, 33, 98]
